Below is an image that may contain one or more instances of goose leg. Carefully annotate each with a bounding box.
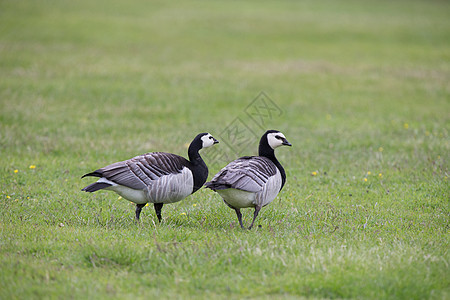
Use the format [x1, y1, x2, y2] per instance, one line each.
[234, 208, 245, 229]
[135, 203, 146, 221]
[248, 205, 262, 230]
[154, 203, 164, 223]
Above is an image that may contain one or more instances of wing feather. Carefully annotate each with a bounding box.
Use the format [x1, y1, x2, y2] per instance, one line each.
[91, 152, 189, 190]
[206, 156, 277, 193]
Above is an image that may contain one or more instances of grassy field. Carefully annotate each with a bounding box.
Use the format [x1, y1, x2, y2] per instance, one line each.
[1, 0, 449, 298]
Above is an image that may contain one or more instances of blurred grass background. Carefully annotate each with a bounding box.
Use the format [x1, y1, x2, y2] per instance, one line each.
[0, 0, 449, 298]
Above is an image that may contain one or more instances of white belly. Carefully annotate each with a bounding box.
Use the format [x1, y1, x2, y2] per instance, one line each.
[216, 170, 282, 209]
[217, 188, 256, 208]
[101, 168, 194, 204]
[108, 184, 148, 204]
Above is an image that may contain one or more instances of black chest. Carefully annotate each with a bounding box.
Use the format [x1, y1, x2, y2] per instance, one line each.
[187, 162, 208, 193]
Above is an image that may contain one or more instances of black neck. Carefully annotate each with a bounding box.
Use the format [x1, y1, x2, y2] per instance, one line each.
[188, 144, 204, 165]
[188, 142, 208, 193]
[259, 140, 287, 190]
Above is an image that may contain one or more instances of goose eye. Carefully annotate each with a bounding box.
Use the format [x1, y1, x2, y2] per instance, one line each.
[275, 135, 282, 140]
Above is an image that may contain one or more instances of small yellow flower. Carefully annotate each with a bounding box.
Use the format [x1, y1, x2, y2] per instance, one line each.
[118, 196, 122, 200]
[403, 123, 409, 129]
[364, 178, 368, 182]
[193, 204, 197, 207]
[6, 196, 11, 199]
[180, 212, 186, 216]
[379, 173, 382, 178]
[14, 169, 18, 174]
[29, 165, 36, 169]
[311, 171, 317, 176]
[378, 147, 384, 152]
[367, 171, 371, 175]
[145, 203, 149, 206]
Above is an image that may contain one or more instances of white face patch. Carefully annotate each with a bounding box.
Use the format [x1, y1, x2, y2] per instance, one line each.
[267, 132, 287, 149]
[201, 133, 216, 148]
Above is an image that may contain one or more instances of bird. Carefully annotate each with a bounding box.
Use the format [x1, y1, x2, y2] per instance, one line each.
[205, 130, 291, 229]
[81, 133, 219, 222]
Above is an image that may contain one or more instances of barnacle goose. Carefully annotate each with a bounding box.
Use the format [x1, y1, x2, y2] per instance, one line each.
[205, 130, 291, 229]
[82, 133, 218, 222]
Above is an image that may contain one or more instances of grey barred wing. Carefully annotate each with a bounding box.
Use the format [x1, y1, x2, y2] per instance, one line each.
[95, 152, 189, 190]
[206, 156, 277, 193]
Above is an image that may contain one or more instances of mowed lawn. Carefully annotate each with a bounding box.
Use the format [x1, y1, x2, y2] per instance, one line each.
[0, 0, 449, 298]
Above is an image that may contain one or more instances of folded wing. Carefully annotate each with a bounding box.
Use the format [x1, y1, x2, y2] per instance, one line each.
[82, 152, 189, 190]
[206, 156, 277, 193]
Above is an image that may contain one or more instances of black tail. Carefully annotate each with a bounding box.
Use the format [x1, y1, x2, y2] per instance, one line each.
[205, 181, 231, 191]
[81, 182, 112, 193]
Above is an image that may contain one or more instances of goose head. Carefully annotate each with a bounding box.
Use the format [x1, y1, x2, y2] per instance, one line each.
[200, 132, 219, 149]
[266, 130, 291, 149]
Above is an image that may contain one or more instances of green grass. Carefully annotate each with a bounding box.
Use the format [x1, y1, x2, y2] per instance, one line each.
[1, 0, 449, 298]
